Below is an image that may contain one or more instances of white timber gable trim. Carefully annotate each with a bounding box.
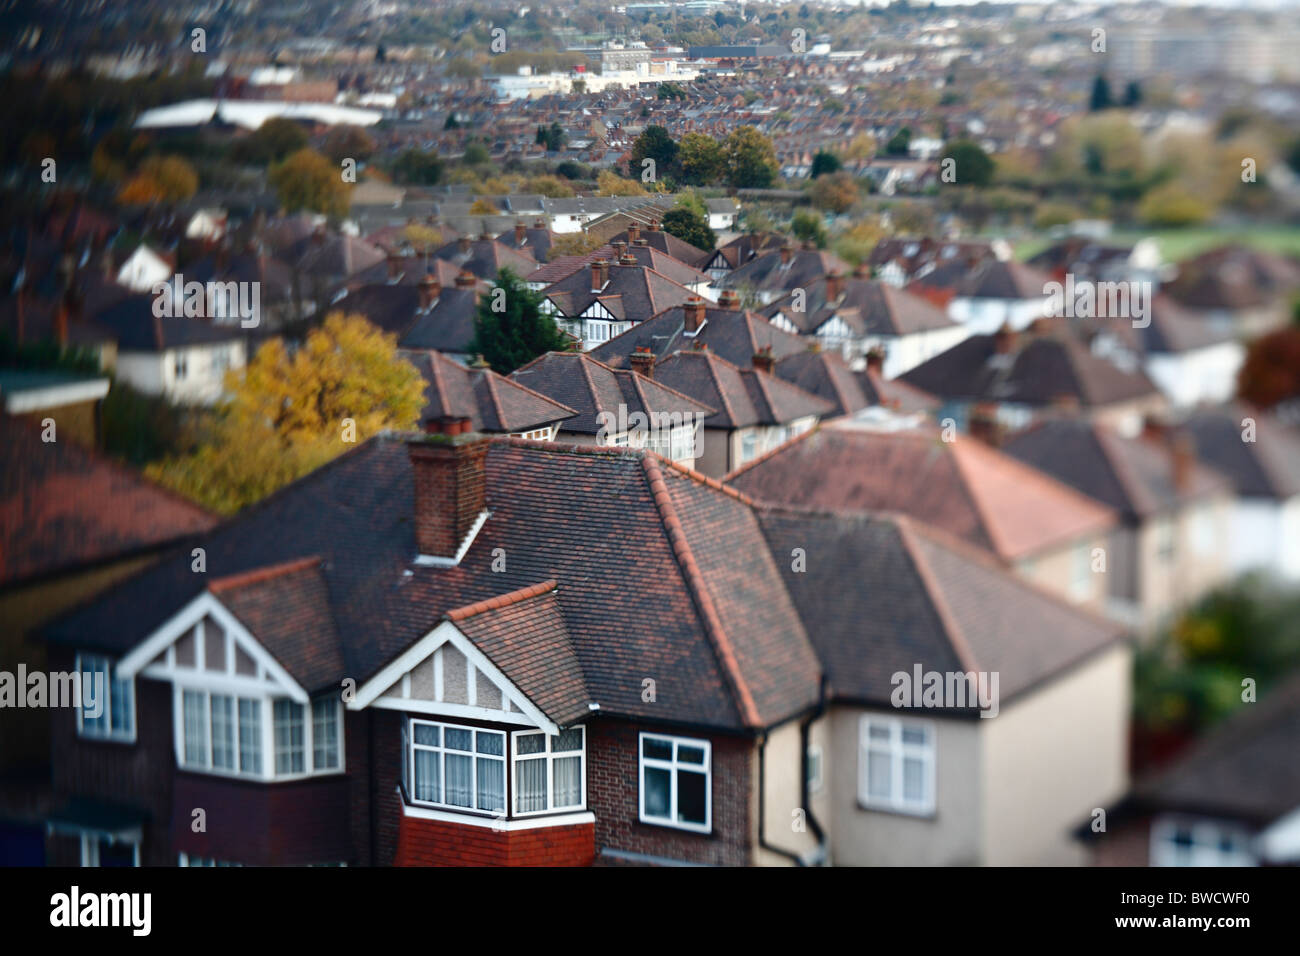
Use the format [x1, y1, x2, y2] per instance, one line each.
[349, 619, 558, 734]
[116, 590, 309, 703]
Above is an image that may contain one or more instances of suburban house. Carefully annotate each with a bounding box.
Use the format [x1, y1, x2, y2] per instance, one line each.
[0, 368, 110, 449]
[601, 220, 712, 270]
[762, 509, 1130, 865]
[495, 220, 556, 264]
[1071, 296, 1244, 409]
[508, 351, 714, 469]
[726, 420, 1119, 611]
[1084, 670, 1300, 867]
[1163, 245, 1300, 339]
[114, 243, 173, 294]
[705, 198, 740, 232]
[701, 232, 786, 285]
[1182, 405, 1300, 581]
[1002, 418, 1235, 633]
[653, 348, 833, 477]
[772, 349, 938, 419]
[37, 426, 1136, 867]
[401, 349, 577, 440]
[432, 236, 538, 283]
[761, 268, 969, 375]
[720, 245, 851, 307]
[90, 295, 248, 405]
[538, 258, 700, 351]
[868, 237, 1006, 288]
[899, 324, 1167, 439]
[343, 271, 484, 363]
[941, 260, 1055, 334]
[589, 292, 806, 372]
[0, 416, 215, 773]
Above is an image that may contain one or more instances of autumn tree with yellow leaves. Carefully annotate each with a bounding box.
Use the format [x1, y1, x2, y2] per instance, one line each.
[147, 314, 425, 514]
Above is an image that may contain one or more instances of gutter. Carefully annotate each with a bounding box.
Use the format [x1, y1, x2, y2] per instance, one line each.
[757, 681, 828, 867]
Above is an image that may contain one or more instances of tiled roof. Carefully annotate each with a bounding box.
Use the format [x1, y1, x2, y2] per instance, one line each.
[899, 328, 1159, 408]
[772, 350, 872, 418]
[509, 351, 714, 434]
[727, 423, 1117, 561]
[1003, 419, 1230, 521]
[45, 436, 823, 732]
[653, 349, 834, 429]
[764, 277, 957, 337]
[590, 304, 805, 370]
[758, 508, 1124, 706]
[402, 349, 576, 433]
[1183, 404, 1300, 501]
[0, 417, 216, 588]
[433, 237, 537, 281]
[90, 295, 245, 352]
[540, 261, 697, 321]
[722, 248, 851, 296]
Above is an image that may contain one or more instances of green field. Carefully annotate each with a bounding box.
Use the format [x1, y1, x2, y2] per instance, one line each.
[1014, 226, 1300, 263]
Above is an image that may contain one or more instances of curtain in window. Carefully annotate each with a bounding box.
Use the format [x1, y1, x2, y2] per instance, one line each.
[444, 753, 473, 807]
[516, 758, 547, 813]
[210, 694, 235, 770]
[274, 700, 305, 775]
[238, 698, 262, 775]
[80, 657, 108, 734]
[110, 675, 132, 734]
[183, 690, 205, 765]
[477, 757, 505, 813]
[414, 749, 440, 803]
[312, 698, 339, 770]
[553, 755, 582, 808]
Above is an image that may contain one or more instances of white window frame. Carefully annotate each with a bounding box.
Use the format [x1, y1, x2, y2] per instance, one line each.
[638, 732, 712, 834]
[807, 743, 824, 795]
[406, 718, 507, 816]
[178, 853, 242, 867]
[858, 715, 936, 816]
[511, 727, 587, 817]
[75, 653, 136, 743]
[1150, 816, 1257, 868]
[175, 687, 343, 782]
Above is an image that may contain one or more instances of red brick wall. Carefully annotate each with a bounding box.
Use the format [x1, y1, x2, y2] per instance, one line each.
[394, 811, 594, 866]
[586, 719, 754, 866]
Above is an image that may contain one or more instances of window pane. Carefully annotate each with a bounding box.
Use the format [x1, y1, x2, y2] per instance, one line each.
[312, 698, 339, 770]
[210, 695, 235, 770]
[183, 690, 206, 766]
[901, 725, 927, 746]
[553, 728, 583, 753]
[902, 756, 925, 804]
[413, 723, 439, 747]
[274, 700, 305, 775]
[868, 751, 891, 799]
[516, 732, 545, 756]
[444, 753, 473, 806]
[414, 749, 440, 803]
[476, 732, 503, 756]
[238, 698, 262, 775]
[80, 657, 107, 734]
[477, 757, 504, 812]
[868, 723, 890, 741]
[677, 769, 707, 826]
[553, 755, 582, 808]
[677, 744, 706, 765]
[516, 758, 547, 813]
[110, 676, 133, 734]
[644, 766, 671, 819]
[643, 738, 672, 761]
[444, 728, 472, 752]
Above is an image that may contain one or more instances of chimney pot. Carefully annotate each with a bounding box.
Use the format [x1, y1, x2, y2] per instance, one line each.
[718, 289, 741, 310]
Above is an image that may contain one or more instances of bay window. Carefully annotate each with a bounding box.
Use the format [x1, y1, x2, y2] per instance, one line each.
[639, 732, 711, 833]
[512, 728, 585, 815]
[177, 690, 341, 780]
[407, 719, 506, 813]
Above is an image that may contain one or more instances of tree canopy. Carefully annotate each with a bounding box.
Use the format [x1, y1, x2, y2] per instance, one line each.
[468, 269, 572, 374]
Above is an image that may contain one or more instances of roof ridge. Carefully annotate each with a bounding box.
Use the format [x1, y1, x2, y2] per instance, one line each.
[209, 555, 323, 594]
[689, 349, 738, 424]
[445, 579, 558, 622]
[641, 455, 761, 728]
[479, 365, 507, 431]
[428, 350, 454, 422]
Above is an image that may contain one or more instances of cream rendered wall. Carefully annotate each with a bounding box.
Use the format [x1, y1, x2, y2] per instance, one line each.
[981, 643, 1131, 865]
[827, 705, 982, 866]
[752, 717, 826, 866]
[1015, 532, 1111, 615]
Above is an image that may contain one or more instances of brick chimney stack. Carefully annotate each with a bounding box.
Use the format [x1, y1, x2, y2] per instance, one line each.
[718, 289, 741, 310]
[515, 222, 527, 246]
[853, 261, 871, 279]
[408, 430, 489, 560]
[647, 219, 659, 233]
[455, 270, 476, 289]
[630, 347, 655, 378]
[751, 345, 775, 374]
[458, 236, 472, 254]
[628, 222, 640, 242]
[780, 244, 792, 266]
[591, 258, 608, 292]
[418, 274, 441, 310]
[865, 348, 884, 374]
[684, 296, 707, 334]
[826, 270, 844, 303]
[388, 251, 402, 280]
